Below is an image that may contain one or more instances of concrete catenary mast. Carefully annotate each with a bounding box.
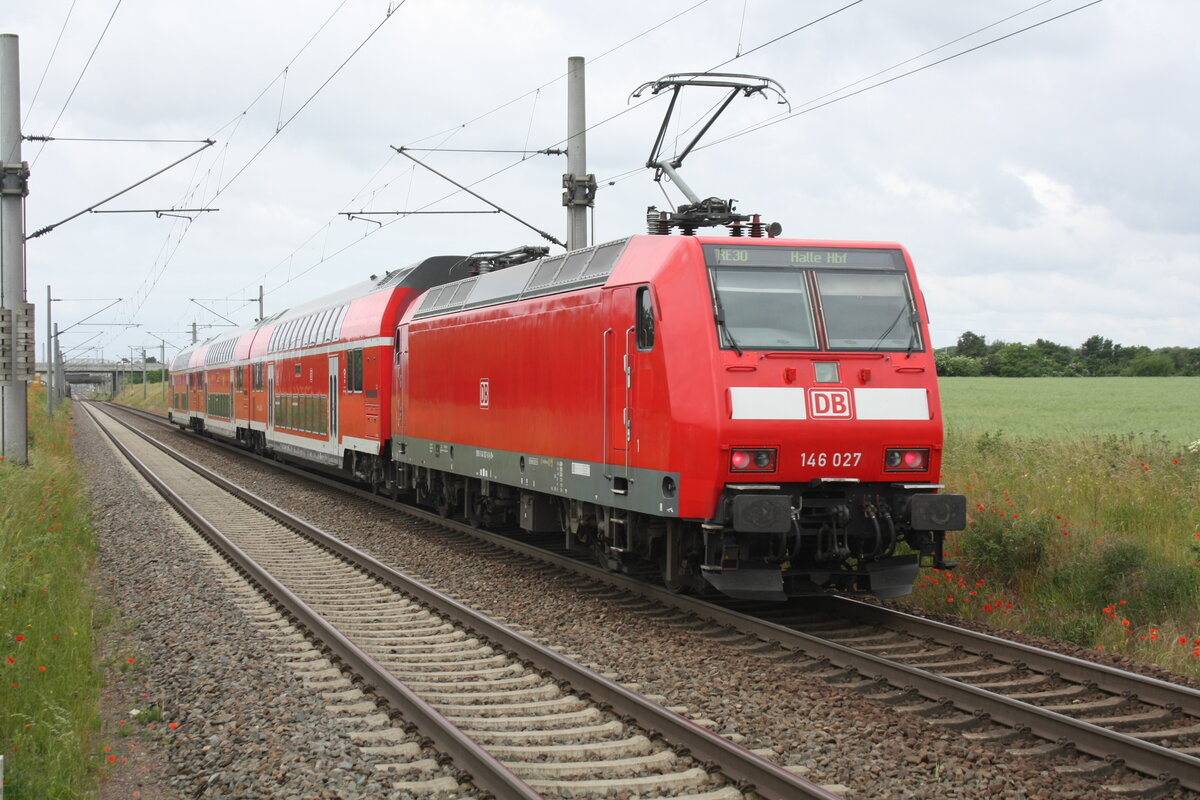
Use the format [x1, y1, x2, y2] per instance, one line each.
[1, 33, 33, 464]
[563, 56, 596, 252]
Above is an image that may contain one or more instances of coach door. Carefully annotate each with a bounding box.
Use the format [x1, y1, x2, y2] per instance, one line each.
[267, 363, 275, 429]
[328, 354, 339, 442]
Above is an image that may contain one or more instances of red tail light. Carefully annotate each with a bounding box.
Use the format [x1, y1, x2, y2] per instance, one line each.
[885, 448, 929, 471]
[731, 448, 777, 472]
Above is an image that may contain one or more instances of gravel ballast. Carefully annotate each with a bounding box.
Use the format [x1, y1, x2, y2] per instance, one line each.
[87, 407, 1199, 799]
[83, 409, 446, 800]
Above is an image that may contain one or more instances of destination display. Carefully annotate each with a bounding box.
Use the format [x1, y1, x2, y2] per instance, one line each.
[703, 244, 904, 270]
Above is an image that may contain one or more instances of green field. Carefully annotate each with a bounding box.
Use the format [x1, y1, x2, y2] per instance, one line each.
[917, 377, 1200, 675]
[939, 377, 1200, 444]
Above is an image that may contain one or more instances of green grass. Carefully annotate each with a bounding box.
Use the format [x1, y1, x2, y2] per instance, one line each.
[911, 377, 1200, 675]
[1, 391, 102, 798]
[107, 383, 169, 413]
[938, 377, 1200, 444]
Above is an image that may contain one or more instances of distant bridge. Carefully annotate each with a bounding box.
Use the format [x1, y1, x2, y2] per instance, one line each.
[34, 359, 167, 396]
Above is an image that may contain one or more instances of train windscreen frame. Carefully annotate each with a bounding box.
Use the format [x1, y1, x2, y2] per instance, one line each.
[703, 244, 924, 353]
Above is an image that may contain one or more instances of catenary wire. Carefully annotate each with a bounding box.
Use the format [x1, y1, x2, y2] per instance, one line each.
[696, 0, 1108, 154]
[115, 0, 359, 334]
[220, 1, 717, 306]
[20, 0, 78, 132]
[136, 1, 1097, 341]
[646, 0, 1056, 202]
[27, 0, 123, 167]
[160, 1, 720, 331]
[206, 1, 407, 202]
[109, 1, 400, 342]
[598, 0, 1104, 188]
[224, 0, 870, 308]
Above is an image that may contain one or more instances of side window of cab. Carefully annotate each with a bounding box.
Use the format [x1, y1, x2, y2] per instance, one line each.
[636, 285, 655, 351]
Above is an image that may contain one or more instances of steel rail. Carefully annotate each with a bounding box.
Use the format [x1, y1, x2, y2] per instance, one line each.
[106, 402, 1200, 791]
[93, 403, 842, 800]
[465, 533, 1200, 792]
[83, 404, 543, 800]
[828, 596, 1200, 717]
[476, 536, 1200, 793]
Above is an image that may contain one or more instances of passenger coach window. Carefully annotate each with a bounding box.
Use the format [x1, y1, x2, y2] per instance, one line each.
[348, 348, 364, 392]
[636, 286, 655, 350]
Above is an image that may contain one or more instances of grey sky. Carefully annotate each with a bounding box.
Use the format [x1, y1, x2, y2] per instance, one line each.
[6, 0, 1197, 365]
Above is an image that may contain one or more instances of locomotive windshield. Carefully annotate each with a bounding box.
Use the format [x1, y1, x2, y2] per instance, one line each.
[712, 269, 818, 349]
[704, 244, 923, 353]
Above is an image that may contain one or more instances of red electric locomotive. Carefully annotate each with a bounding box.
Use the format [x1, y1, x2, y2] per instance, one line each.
[390, 234, 966, 599]
[167, 72, 964, 600]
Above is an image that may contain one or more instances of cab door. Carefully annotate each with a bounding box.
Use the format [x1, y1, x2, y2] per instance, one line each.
[393, 326, 408, 435]
[603, 287, 635, 463]
[631, 285, 659, 459]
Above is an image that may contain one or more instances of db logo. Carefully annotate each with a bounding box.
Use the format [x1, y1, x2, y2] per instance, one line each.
[479, 379, 490, 409]
[809, 388, 852, 419]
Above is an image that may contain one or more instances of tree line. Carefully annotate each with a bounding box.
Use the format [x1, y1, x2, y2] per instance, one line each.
[935, 332, 1200, 377]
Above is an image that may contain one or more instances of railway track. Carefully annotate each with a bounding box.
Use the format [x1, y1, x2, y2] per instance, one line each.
[85, 402, 841, 800]
[105, 402, 1200, 796]
[424, 530, 1200, 796]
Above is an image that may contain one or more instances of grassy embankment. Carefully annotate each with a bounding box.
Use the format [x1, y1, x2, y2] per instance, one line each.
[917, 377, 1200, 676]
[1, 392, 101, 797]
[106, 382, 169, 413]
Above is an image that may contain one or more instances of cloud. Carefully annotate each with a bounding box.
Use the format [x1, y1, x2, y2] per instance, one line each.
[7, 0, 1198, 358]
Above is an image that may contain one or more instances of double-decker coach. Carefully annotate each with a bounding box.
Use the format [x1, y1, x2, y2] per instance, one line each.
[168, 256, 465, 484]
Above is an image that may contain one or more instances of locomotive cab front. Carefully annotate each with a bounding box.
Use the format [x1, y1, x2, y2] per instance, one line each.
[687, 239, 966, 599]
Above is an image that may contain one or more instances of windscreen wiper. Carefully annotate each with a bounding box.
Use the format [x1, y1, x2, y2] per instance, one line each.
[708, 271, 743, 356]
[716, 306, 743, 357]
[905, 310, 920, 358]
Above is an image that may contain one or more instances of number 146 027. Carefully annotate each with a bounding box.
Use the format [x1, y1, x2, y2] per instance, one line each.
[798, 452, 862, 468]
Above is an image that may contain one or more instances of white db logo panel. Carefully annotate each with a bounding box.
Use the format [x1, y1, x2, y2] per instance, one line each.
[809, 388, 853, 419]
[479, 379, 490, 409]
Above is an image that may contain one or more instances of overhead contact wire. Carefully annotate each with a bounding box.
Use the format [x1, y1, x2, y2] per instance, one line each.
[20, 0, 78, 131]
[248, 2, 713, 300]
[700, 0, 1109, 152]
[27, 0, 124, 167]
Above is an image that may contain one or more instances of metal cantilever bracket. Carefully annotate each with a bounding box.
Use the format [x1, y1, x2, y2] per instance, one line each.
[1, 161, 30, 196]
[562, 173, 597, 208]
